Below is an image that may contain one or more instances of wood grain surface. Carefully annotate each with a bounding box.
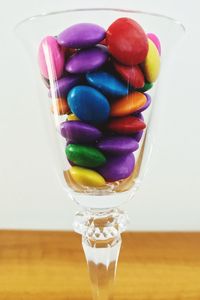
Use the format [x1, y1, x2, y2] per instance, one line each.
[0, 231, 200, 299]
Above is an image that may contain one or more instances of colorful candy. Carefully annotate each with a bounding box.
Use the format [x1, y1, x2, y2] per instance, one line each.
[134, 93, 151, 114]
[48, 75, 81, 98]
[57, 23, 106, 48]
[38, 17, 161, 189]
[110, 92, 147, 117]
[65, 45, 108, 74]
[114, 62, 145, 89]
[38, 36, 65, 80]
[147, 33, 161, 55]
[67, 86, 110, 124]
[142, 39, 160, 83]
[97, 136, 139, 155]
[107, 116, 146, 135]
[137, 81, 153, 92]
[60, 121, 102, 144]
[107, 18, 148, 65]
[69, 166, 106, 187]
[86, 71, 129, 97]
[66, 144, 106, 168]
[67, 114, 80, 121]
[97, 153, 135, 181]
[51, 98, 70, 115]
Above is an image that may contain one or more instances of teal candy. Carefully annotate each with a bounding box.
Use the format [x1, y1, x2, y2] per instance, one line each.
[67, 85, 110, 124]
[86, 71, 129, 97]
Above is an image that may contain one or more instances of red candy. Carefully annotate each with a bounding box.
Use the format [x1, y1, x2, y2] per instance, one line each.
[107, 116, 146, 134]
[107, 18, 148, 66]
[114, 62, 145, 88]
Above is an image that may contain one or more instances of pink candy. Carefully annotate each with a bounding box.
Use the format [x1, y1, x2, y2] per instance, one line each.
[38, 36, 65, 80]
[147, 33, 161, 55]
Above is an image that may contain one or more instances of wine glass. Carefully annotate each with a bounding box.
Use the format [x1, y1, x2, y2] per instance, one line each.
[15, 8, 185, 300]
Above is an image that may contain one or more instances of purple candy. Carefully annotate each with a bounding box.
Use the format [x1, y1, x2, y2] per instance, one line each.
[134, 93, 151, 114]
[98, 136, 139, 155]
[97, 153, 135, 181]
[48, 75, 81, 97]
[60, 121, 102, 144]
[132, 131, 143, 142]
[133, 112, 144, 120]
[65, 45, 108, 74]
[132, 112, 144, 142]
[48, 75, 80, 97]
[57, 23, 106, 48]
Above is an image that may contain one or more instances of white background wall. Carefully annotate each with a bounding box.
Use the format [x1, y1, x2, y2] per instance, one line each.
[0, 0, 199, 231]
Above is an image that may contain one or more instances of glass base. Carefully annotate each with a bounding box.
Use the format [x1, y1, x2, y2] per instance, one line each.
[74, 208, 128, 300]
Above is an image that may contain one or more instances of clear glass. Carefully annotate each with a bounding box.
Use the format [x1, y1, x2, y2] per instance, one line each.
[15, 8, 185, 300]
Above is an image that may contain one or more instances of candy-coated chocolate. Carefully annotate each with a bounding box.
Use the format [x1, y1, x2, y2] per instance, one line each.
[99, 38, 107, 46]
[133, 112, 144, 120]
[142, 39, 160, 83]
[50, 98, 70, 115]
[134, 93, 151, 113]
[110, 92, 146, 117]
[38, 36, 65, 80]
[133, 131, 143, 142]
[131, 113, 144, 141]
[137, 81, 153, 92]
[68, 86, 110, 124]
[97, 153, 135, 181]
[65, 45, 108, 74]
[107, 116, 146, 134]
[69, 166, 106, 187]
[147, 33, 161, 55]
[66, 144, 106, 168]
[86, 71, 129, 97]
[60, 121, 102, 143]
[67, 113, 79, 121]
[114, 62, 144, 88]
[49, 75, 81, 97]
[57, 23, 106, 48]
[107, 18, 148, 65]
[97, 136, 139, 155]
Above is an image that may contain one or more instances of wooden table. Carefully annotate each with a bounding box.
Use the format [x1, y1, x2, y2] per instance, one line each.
[0, 231, 200, 299]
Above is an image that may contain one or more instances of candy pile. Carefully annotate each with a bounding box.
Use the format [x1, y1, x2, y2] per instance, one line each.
[38, 18, 161, 189]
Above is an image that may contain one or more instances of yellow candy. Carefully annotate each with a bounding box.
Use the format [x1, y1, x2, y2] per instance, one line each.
[143, 39, 160, 83]
[69, 166, 106, 187]
[67, 113, 79, 121]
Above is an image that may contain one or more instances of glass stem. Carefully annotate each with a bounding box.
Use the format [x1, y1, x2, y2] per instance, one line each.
[74, 208, 128, 300]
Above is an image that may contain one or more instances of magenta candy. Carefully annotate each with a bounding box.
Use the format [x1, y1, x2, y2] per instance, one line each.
[57, 23, 106, 48]
[97, 153, 135, 181]
[38, 36, 65, 80]
[147, 33, 161, 55]
[48, 75, 81, 97]
[65, 45, 108, 74]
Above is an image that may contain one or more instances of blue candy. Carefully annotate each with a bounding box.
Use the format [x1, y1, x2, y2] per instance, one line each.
[67, 85, 110, 124]
[86, 71, 129, 97]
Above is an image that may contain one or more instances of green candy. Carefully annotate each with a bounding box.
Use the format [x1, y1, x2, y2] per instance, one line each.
[137, 82, 153, 92]
[66, 144, 106, 168]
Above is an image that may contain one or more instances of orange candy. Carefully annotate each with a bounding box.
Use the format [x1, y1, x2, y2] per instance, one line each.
[110, 92, 146, 117]
[51, 98, 70, 115]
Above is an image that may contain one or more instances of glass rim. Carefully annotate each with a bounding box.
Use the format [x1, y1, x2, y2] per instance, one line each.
[15, 7, 186, 33]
